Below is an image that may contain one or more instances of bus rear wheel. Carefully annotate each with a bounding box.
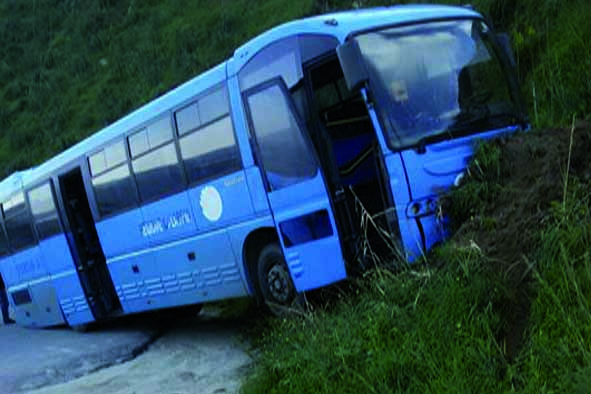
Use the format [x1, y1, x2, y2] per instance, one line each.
[256, 243, 297, 315]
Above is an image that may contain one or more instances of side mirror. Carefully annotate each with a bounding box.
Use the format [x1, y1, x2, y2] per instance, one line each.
[495, 32, 516, 68]
[336, 39, 368, 91]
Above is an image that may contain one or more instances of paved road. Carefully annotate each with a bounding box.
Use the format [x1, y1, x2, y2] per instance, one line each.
[23, 316, 252, 394]
[0, 316, 162, 394]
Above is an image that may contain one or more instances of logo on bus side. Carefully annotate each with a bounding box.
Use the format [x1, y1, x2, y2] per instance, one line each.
[15, 258, 43, 279]
[140, 210, 192, 238]
[200, 185, 223, 222]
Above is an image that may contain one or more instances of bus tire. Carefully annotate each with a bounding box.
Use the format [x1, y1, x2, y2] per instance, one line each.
[256, 243, 297, 315]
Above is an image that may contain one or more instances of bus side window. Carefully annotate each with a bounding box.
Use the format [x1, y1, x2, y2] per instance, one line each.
[0, 221, 9, 256]
[28, 183, 61, 240]
[2, 193, 36, 251]
[129, 116, 184, 202]
[245, 81, 317, 190]
[174, 85, 242, 184]
[90, 140, 138, 217]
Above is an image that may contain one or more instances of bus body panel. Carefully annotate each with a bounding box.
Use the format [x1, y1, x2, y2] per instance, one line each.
[267, 174, 347, 291]
[227, 215, 276, 296]
[7, 247, 53, 327]
[96, 209, 147, 259]
[186, 171, 256, 233]
[95, 208, 148, 314]
[377, 124, 521, 259]
[8, 283, 41, 328]
[28, 278, 66, 327]
[244, 167, 272, 216]
[107, 252, 156, 314]
[108, 226, 246, 314]
[11, 246, 46, 284]
[139, 191, 198, 247]
[39, 235, 78, 275]
[39, 230, 92, 327]
[51, 270, 95, 326]
[398, 126, 521, 255]
[0, 255, 17, 288]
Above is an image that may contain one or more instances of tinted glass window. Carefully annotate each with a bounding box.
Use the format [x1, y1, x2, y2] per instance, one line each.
[11, 288, 32, 305]
[246, 83, 317, 190]
[105, 140, 127, 168]
[129, 128, 149, 158]
[132, 143, 183, 201]
[175, 103, 200, 136]
[3, 193, 36, 250]
[28, 183, 61, 240]
[89, 151, 107, 176]
[129, 117, 174, 157]
[199, 88, 229, 125]
[299, 35, 339, 63]
[179, 116, 241, 184]
[0, 225, 9, 256]
[4, 202, 36, 251]
[34, 218, 61, 240]
[92, 165, 137, 216]
[29, 184, 56, 218]
[90, 140, 127, 176]
[3, 193, 25, 219]
[239, 36, 302, 91]
[147, 117, 173, 148]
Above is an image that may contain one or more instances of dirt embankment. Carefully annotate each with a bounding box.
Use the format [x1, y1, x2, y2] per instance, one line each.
[448, 122, 591, 360]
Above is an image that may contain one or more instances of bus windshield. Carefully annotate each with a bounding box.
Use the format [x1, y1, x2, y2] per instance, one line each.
[355, 19, 520, 149]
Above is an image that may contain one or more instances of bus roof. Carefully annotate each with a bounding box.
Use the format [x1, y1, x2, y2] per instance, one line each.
[228, 4, 481, 73]
[13, 4, 481, 192]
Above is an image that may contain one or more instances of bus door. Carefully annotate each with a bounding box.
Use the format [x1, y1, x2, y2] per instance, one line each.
[242, 78, 347, 291]
[57, 168, 121, 320]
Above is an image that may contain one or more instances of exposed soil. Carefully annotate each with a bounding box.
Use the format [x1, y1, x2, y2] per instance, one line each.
[448, 121, 591, 361]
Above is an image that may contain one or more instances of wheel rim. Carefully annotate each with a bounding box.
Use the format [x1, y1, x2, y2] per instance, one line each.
[266, 262, 292, 303]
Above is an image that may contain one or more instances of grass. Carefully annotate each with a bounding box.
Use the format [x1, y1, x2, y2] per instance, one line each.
[242, 255, 513, 393]
[519, 179, 591, 393]
[242, 130, 591, 393]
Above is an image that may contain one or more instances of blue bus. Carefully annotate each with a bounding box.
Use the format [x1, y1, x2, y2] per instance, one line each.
[0, 4, 528, 328]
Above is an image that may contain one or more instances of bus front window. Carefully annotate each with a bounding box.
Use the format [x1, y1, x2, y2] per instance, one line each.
[355, 19, 521, 149]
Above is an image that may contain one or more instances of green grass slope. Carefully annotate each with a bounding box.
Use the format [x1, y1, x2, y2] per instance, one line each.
[2, 0, 591, 176]
[0, 0, 313, 176]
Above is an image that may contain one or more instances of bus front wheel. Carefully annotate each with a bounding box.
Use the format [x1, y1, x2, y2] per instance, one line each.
[256, 243, 297, 315]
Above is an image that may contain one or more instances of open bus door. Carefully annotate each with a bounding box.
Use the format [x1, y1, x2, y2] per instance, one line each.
[57, 168, 121, 320]
[243, 78, 347, 292]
